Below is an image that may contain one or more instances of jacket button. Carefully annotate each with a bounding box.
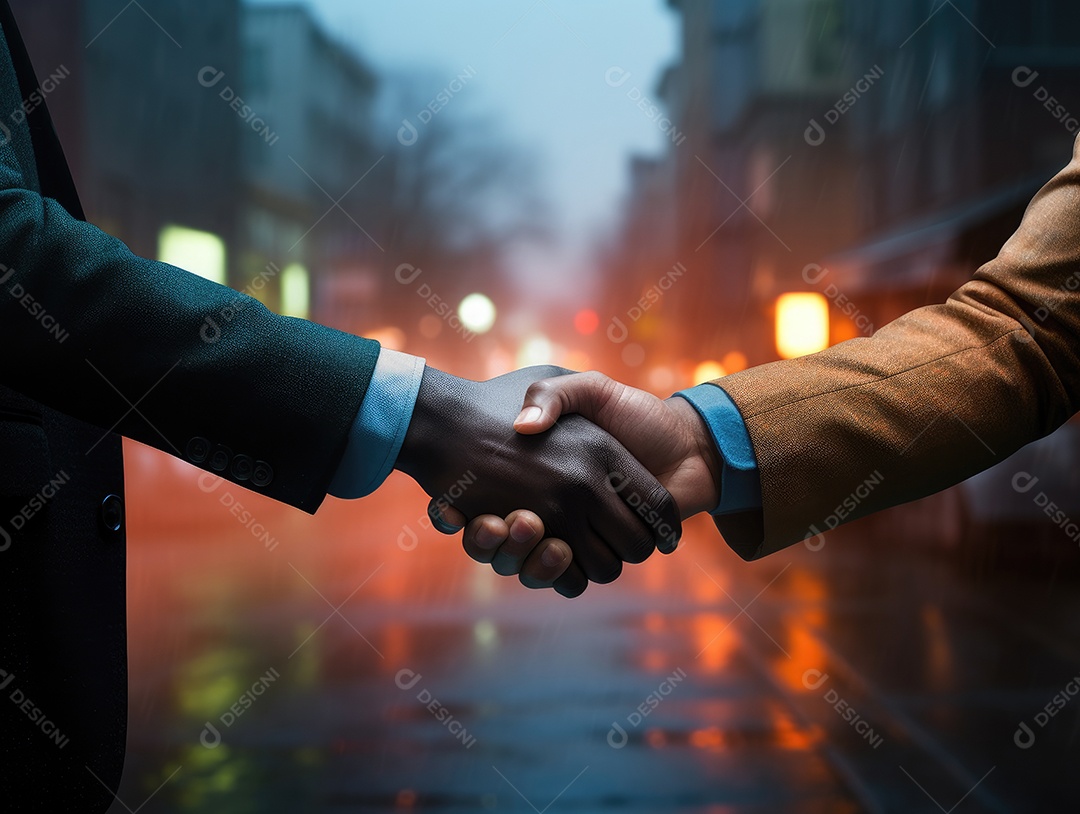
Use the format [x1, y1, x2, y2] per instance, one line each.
[100, 494, 124, 534]
[251, 461, 273, 487]
[209, 444, 232, 472]
[231, 454, 254, 481]
[187, 436, 210, 464]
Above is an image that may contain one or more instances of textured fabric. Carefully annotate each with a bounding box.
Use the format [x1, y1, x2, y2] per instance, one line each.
[328, 348, 425, 498]
[0, 2, 379, 809]
[0, 101, 380, 514]
[712, 134, 1080, 560]
[0, 3, 126, 809]
[675, 383, 761, 515]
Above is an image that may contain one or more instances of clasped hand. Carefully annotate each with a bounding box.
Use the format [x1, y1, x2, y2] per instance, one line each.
[396, 367, 721, 597]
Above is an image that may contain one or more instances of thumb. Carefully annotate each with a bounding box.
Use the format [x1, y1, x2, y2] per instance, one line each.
[514, 371, 619, 435]
[427, 498, 466, 534]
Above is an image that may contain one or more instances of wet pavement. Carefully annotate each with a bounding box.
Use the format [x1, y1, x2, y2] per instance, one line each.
[104, 441, 1080, 813]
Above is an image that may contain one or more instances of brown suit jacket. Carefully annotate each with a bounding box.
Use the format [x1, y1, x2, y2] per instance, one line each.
[713, 135, 1080, 561]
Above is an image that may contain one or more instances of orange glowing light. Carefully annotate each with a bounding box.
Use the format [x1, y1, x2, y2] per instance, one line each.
[776, 292, 829, 359]
[645, 729, 667, 749]
[366, 327, 406, 351]
[692, 361, 726, 383]
[573, 308, 600, 335]
[418, 314, 442, 339]
[689, 727, 725, 750]
[721, 350, 748, 373]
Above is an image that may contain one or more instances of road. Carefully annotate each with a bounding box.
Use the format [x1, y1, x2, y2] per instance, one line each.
[102, 441, 1080, 813]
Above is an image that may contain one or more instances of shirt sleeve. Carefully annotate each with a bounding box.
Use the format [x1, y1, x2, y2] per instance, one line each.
[675, 382, 762, 515]
[327, 348, 425, 499]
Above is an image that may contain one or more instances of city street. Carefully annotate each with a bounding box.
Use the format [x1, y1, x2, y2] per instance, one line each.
[108, 441, 1080, 813]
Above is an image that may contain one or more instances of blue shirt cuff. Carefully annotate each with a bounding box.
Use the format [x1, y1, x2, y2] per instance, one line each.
[327, 349, 425, 499]
[675, 383, 762, 515]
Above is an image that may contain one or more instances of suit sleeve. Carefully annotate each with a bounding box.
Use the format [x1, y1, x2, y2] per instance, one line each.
[710, 135, 1080, 560]
[0, 152, 380, 513]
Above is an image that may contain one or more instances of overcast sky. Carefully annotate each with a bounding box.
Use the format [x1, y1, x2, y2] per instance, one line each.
[250, 0, 679, 298]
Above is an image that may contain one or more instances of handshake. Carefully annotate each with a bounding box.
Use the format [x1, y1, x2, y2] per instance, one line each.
[394, 365, 724, 598]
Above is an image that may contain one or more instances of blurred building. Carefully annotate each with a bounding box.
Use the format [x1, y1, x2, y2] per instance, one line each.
[10, 0, 386, 328]
[613, 0, 1080, 371]
[11, 0, 244, 287]
[240, 4, 382, 327]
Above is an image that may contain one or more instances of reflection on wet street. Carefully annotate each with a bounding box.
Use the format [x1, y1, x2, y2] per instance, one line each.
[111, 441, 1080, 813]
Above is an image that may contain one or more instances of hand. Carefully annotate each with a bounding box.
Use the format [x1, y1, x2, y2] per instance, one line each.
[514, 371, 723, 515]
[395, 366, 681, 597]
[456, 371, 724, 584]
[432, 503, 577, 594]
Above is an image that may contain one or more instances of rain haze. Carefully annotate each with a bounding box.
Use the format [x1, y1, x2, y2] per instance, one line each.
[6, 1, 1080, 811]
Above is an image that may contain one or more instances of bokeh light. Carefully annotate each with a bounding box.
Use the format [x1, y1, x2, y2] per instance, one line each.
[573, 308, 600, 335]
[458, 293, 497, 334]
[775, 292, 829, 359]
[693, 360, 726, 383]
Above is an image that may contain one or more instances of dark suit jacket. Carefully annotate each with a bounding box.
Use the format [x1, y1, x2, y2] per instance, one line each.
[713, 136, 1080, 560]
[0, 3, 380, 809]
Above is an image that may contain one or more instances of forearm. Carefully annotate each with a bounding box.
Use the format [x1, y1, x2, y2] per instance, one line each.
[714, 140, 1080, 557]
[0, 182, 379, 511]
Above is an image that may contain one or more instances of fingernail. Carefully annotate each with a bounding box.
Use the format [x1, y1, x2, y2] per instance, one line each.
[541, 544, 566, 568]
[510, 516, 534, 543]
[515, 406, 542, 426]
[474, 526, 503, 550]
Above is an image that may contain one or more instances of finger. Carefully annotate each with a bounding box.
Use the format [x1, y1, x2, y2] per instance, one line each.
[427, 498, 466, 534]
[605, 448, 683, 557]
[518, 538, 573, 589]
[552, 560, 588, 598]
[572, 526, 624, 584]
[490, 510, 549, 577]
[514, 371, 620, 434]
[462, 515, 511, 565]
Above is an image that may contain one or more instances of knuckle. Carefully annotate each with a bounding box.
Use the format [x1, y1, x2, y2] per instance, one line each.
[527, 379, 554, 399]
[621, 532, 655, 564]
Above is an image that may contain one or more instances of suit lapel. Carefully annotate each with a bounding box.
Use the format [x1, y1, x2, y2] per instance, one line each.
[0, 0, 84, 220]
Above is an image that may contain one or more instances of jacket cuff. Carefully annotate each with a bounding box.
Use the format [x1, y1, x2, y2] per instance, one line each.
[327, 349, 425, 498]
[674, 382, 762, 515]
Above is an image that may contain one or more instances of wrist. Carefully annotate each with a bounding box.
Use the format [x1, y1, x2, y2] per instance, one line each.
[396, 366, 460, 481]
[665, 395, 723, 517]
